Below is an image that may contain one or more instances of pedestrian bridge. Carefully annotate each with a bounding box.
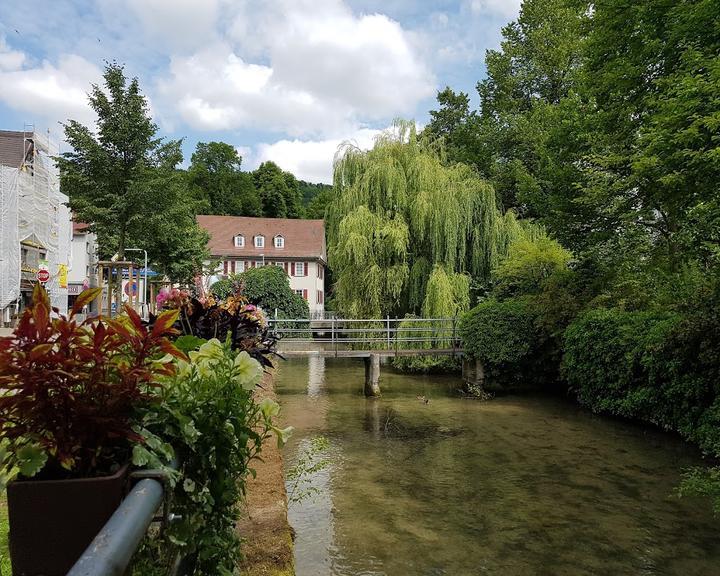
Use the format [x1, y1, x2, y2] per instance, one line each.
[269, 317, 467, 395]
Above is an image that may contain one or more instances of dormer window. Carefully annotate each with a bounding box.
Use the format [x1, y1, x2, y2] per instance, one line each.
[254, 235, 265, 248]
[274, 235, 285, 248]
[234, 234, 245, 248]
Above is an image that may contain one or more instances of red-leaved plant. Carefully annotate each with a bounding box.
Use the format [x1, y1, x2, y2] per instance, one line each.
[0, 284, 185, 481]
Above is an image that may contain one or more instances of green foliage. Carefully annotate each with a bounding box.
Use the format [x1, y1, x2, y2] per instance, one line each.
[59, 63, 208, 283]
[140, 338, 291, 575]
[0, 491, 8, 576]
[563, 301, 720, 460]
[188, 142, 262, 217]
[212, 266, 309, 319]
[253, 161, 305, 219]
[494, 235, 572, 297]
[328, 120, 532, 318]
[460, 298, 540, 366]
[299, 181, 334, 219]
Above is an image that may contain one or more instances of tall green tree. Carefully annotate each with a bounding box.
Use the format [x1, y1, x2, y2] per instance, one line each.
[59, 63, 208, 286]
[581, 0, 720, 270]
[253, 161, 305, 218]
[328, 120, 538, 318]
[187, 142, 261, 217]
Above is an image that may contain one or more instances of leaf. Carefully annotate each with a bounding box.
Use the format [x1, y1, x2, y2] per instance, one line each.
[174, 335, 207, 354]
[124, 304, 146, 334]
[70, 287, 103, 317]
[29, 343, 54, 360]
[132, 445, 151, 467]
[16, 444, 48, 478]
[151, 308, 180, 337]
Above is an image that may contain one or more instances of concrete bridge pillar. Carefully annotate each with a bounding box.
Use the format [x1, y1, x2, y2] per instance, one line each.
[462, 356, 486, 394]
[364, 354, 381, 396]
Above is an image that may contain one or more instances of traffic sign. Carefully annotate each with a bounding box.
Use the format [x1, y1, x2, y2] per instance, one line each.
[124, 281, 138, 296]
[37, 269, 50, 283]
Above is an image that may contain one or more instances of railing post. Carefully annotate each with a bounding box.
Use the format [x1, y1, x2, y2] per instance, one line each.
[452, 316, 457, 356]
[332, 317, 336, 357]
[386, 315, 391, 350]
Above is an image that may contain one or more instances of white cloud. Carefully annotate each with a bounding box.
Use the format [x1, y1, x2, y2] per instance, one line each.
[0, 36, 25, 71]
[158, 0, 434, 137]
[249, 127, 382, 184]
[468, 0, 522, 19]
[0, 52, 100, 127]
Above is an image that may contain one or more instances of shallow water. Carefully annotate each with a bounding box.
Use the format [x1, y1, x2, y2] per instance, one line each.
[276, 358, 720, 576]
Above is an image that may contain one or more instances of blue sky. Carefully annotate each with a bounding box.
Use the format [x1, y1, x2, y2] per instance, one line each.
[0, 0, 520, 183]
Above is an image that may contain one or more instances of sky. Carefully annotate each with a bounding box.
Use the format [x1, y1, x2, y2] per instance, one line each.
[0, 0, 521, 184]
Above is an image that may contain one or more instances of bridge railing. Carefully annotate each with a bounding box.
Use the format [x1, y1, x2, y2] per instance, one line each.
[268, 317, 460, 351]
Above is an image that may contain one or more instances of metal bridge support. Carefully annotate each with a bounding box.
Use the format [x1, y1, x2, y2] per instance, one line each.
[364, 354, 381, 396]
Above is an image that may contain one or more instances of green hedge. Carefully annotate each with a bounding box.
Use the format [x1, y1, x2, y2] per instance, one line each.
[459, 298, 555, 388]
[563, 307, 720, 456]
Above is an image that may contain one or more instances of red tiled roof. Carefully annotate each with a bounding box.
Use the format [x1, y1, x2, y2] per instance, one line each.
[73, 221, 90, 234]
[197, 215, 326, 260]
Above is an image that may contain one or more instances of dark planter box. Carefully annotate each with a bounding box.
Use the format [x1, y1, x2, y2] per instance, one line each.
[7, 463, 130, 576]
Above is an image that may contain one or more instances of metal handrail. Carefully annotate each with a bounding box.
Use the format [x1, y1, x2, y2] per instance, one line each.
[67, 463, 178, 576]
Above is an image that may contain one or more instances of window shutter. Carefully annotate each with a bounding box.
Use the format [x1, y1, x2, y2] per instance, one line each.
[291, 262, 296, 276]
[223, 261, 228, 275]
[304, 261, 309, 276]
[231, 260, 236, 274]
[302, 289, 307, 301]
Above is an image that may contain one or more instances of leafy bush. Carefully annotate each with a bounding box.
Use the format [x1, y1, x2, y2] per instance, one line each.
[212, 266, 308, 320]
[460, 298, 552, 387]
[563, 308, 681, 419]
[140, 338, 291, 575]
[0, 284, 182, 481]
[494, 236, 572, 298]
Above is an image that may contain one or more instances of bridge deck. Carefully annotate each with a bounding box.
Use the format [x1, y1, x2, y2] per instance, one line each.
[278, 348, 461, 358]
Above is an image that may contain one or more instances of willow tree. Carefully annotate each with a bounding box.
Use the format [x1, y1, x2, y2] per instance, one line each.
[328, 120, 533, 318]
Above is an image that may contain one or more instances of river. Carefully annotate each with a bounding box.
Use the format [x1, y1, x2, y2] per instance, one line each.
[275, 357, 720, 576]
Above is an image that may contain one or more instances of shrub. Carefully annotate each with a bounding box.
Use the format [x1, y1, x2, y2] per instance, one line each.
[212, 266, 308, 320]
[460, 298, 553, 387]
[0, 284, 182, 481]
[494, 235, 572, 298]
[563, 308, 681, 419]
[140, 338, 291, 574]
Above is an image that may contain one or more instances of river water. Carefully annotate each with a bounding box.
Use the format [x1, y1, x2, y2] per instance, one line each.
[275, 358, 719, 576]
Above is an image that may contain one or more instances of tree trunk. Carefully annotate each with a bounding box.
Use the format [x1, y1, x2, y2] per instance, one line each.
[116, 226, 126, 316]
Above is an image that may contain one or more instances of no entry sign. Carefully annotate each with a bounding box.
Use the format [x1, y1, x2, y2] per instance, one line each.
[36, 269, 50, 283]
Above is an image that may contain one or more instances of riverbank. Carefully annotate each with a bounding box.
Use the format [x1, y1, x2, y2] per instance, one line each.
[237, 370, 294, 576]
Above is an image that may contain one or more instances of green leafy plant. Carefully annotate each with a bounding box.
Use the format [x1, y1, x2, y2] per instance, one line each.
[139, 338, 291, 575]
[0, 284, 183, 483]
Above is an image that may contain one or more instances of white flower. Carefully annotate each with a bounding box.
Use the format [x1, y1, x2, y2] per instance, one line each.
[233, 351, 263, 390]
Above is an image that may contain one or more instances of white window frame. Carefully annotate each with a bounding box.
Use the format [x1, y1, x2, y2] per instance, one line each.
[294, 262, 305, 276]
[255, 261, 264, 268]
[254, 235, 265, 248]
[234, 235, 245, 248]
[274, 235, 285, 248]
[294, 289, 303, 296]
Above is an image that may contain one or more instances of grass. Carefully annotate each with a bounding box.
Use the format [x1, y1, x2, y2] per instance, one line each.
[1, 491, 9, 575]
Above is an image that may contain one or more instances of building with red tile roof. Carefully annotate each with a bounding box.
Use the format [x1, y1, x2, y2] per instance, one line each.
[196, 215, 327, 315]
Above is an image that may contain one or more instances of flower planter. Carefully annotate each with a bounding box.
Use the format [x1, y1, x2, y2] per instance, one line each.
[8, 463, 130, 576]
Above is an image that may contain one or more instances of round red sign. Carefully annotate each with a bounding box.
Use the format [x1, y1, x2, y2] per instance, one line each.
[36, 269, 50, 283]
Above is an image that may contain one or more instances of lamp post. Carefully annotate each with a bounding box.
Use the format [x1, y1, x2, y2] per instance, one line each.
[125, 248, 148, 318]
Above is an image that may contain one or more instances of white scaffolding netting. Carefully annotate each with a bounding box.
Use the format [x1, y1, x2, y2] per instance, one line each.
[0, 165, 20, 311]
[0, 131, 70, 316]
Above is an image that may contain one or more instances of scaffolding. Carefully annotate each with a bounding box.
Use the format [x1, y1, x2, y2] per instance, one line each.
[0, 128, 71, 323]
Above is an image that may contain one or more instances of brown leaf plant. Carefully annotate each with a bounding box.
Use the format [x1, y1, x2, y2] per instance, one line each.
[0, 284, 186, 480]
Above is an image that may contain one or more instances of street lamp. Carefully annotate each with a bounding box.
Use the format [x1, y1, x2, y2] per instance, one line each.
[125, 248, 148, 318]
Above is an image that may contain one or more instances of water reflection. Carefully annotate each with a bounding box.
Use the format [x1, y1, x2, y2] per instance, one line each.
[277, 359, 719, 576]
